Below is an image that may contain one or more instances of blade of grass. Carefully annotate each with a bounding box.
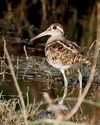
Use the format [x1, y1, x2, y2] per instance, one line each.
[2, 37, 28, 125]
[29, 119, 90, 125]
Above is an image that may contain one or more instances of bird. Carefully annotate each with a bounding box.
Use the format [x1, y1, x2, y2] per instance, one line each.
[29, 23, 90, 105]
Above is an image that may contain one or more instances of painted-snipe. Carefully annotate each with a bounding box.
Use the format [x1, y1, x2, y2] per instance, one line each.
[29, 23, 90, 104]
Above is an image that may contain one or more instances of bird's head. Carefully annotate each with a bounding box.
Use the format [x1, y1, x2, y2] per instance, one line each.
[29, 23, 64, 44]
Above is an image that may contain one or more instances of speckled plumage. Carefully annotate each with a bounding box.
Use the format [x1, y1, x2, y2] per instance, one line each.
[30, 23, 90, 69]
[45, 39, 89, 70]
[30, 23, 90, 104]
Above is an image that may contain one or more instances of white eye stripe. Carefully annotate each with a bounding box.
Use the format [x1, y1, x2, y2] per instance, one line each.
[57, 26, 64, 33]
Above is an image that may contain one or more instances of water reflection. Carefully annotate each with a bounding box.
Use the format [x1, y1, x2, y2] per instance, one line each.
[0, 55, 100, 123]
[0, 56, 62, 102]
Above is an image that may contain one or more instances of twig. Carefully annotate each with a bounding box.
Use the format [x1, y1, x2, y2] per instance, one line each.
[24, 45, 29, 60]
[2, 37, 28, 125]
[0, 60, 7, 75]
[87, 40, 96, 56]
[66, 40, 100, 120]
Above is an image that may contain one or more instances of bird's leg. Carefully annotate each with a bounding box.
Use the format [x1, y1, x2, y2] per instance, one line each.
[59, 69, 68, 105]
[78, 69, 82, 97]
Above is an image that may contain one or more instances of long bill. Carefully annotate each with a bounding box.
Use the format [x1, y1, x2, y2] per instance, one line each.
[29, 30, 50, 44]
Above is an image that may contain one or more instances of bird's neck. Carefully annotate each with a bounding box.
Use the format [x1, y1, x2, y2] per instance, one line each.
[46, 34, 64, 45]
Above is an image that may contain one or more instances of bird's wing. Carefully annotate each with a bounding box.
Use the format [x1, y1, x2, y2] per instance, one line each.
[57, 39, 84, 55]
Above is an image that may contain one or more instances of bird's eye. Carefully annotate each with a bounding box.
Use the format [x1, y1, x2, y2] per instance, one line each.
[52, 26, 57, 29]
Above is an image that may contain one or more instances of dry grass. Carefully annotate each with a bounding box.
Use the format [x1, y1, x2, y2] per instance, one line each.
[0, 94, 43, 125]
[0, 95, 22, 125]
